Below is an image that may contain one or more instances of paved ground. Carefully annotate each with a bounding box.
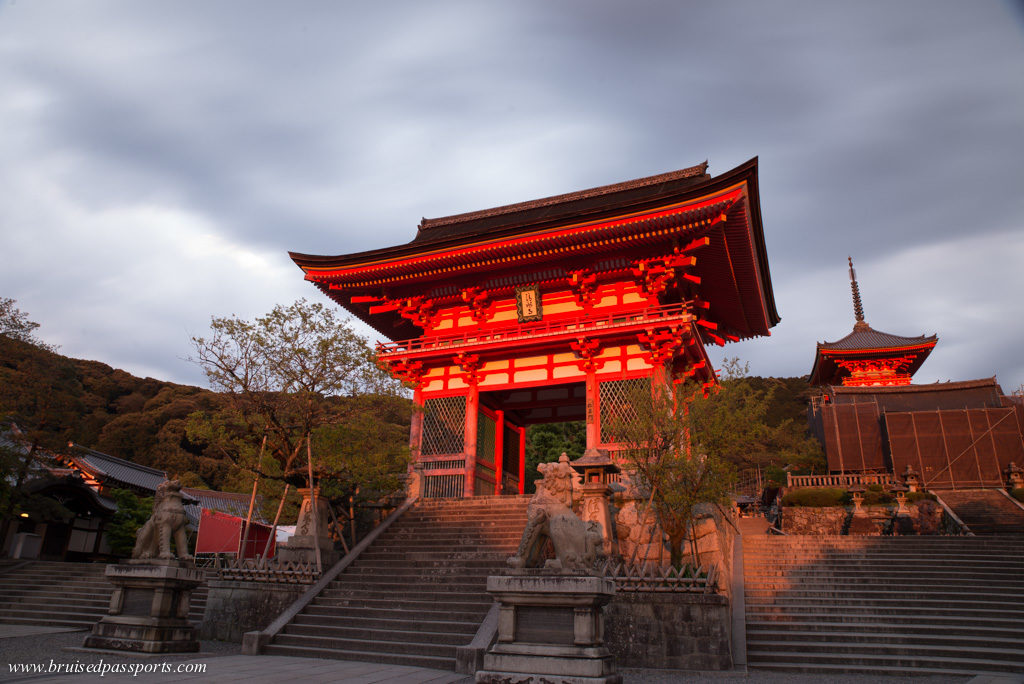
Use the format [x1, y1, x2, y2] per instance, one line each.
[1, 625, 1017, 684]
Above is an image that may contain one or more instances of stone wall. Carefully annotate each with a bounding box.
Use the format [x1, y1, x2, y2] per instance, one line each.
[780, 506, 848, 535]
[613, 496, 734, 580]
[200, 580, 306, 642]
[604, 592, 731, 670]
[781, 500, 943, 536]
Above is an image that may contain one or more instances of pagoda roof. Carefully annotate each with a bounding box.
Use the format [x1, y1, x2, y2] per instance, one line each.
[291, 158, 779, 343]
[817, 324, 937, 353]
[808, 325, 937, 386]
[808, 258, 937, 386]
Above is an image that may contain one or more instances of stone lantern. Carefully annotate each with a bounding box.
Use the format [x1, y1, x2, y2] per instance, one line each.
[889, 482, 910, 516]
[1005, 462, 1023, 490]
[569, 449, 620, 557]
[847, 484, 866, 515]
[901, 464, 921, 493]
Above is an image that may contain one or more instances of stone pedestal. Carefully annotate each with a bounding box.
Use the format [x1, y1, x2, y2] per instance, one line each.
[476, 573, 621, 684]
[276, 487, 338, 567]
[83, 559, 202, 653]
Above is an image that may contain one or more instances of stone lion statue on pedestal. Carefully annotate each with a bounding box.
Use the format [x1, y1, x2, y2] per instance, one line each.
[133, 480, 192, 560]
[508, 453, 604, 572]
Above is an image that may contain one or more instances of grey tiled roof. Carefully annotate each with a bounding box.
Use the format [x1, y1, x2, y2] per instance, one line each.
[817, 325, 936, 351]
[69, 445, 167, 492]
[183, 487, 267, 525]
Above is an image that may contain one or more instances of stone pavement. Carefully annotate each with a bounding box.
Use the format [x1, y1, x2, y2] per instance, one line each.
[2, 624, 1019, 684]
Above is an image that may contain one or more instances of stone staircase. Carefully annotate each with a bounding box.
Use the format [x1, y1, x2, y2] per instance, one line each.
[936, 489, 1024, 534]
[743, 535, 1024, 676]
[263, 495, 531, 670]
[0, 560, 211, 628]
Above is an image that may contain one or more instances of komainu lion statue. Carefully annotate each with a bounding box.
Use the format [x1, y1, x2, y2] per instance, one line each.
[507, 453, 604, 572]
[133, 480, 192, 560]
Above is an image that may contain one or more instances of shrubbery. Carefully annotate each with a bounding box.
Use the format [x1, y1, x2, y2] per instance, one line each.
[781, 485, 938, 508]
[781, 487, 849, 507]
[862, 484, 893, 505]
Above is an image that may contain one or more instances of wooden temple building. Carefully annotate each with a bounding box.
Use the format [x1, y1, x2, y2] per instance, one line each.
[808, 261, 1024, 489]
[291, 158, 779, 497]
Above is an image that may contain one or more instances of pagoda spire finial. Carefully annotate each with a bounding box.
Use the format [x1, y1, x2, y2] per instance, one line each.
[848, 256, 869, 331]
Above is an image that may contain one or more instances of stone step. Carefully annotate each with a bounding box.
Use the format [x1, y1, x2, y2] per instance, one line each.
[290, 613, 479, 633]
[744, 567, 1024, 579]
[262, 643, 456, 670]
[0, 607, 105, 625]
[743, 588, 1024, 602]
[748, 629, 1023, 649]
[745, 603, 1024, 619]
[282, 623, 471, 646]
[273, 633, 458, 658]
[327, 573, 487, 585]
[746, 619, 1024, 638]
[748, 660, 1020, 677]
[0, 596, 110, 609]
[312, 596, 491, 611]
[351, 558, 510, 569]
[320, 587, 491, 602]
[0, 614, 99, 628]
[302, 604, 486, 623]
[748, 642, 1024, 668]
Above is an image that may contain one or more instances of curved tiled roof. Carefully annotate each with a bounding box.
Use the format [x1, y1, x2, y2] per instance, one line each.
[817, 324, 937, 352]
[69, 444, 167, 492]
[183, 487, 267, 525]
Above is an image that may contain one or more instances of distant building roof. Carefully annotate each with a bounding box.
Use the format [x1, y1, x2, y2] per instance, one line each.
[66, 444, 167, 493]
[183, 487, 267, 525]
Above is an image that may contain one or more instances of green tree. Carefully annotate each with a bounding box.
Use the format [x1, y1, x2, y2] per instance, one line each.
[524, 422, 585, 493]
[0, 300, 84, 548]
[0, 297, 56, 351]
[186, 299, 411, 511]
[106, 489, 153, 557]
[606, 359, 820, 566]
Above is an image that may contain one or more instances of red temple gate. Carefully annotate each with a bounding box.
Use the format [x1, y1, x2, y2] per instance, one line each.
[291, 159, 779, 496]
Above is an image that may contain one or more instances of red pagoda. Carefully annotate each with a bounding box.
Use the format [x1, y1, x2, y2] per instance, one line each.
[291, 158, 778, 498]
[808, 258, 936, 387]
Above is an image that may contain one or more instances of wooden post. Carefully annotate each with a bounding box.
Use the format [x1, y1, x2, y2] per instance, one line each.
[464, 388, 479, 498]
[494, 410, 505, 495]
[238, 434, 266, 558]
[238, 476, 259, 558]
[518, 425, 527, 495]
[409, 387, 424, 471]
[307, 434, 321, 574]
[586, 370, 599, 449]
[262, 483, 289, 559]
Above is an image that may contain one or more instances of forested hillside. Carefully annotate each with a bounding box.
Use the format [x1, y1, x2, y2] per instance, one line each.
[0, 334, 410, 497]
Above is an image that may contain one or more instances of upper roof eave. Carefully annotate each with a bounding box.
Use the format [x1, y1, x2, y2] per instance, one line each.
[290, 158, 762, 272]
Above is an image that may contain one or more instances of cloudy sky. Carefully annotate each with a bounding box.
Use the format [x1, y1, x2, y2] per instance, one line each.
[1, 1, 1022, 392]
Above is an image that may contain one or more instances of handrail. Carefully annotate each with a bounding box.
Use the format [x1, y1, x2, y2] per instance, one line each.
[377, 302, 696, 356]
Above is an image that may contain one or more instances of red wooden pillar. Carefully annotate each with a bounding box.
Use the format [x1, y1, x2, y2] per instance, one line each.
[585, 369, 599, 449]
[464, 387, 479, 498]
[494, 410, 505, 495]
[517, 425, 527, 495]
[408, 387, 424, 471]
